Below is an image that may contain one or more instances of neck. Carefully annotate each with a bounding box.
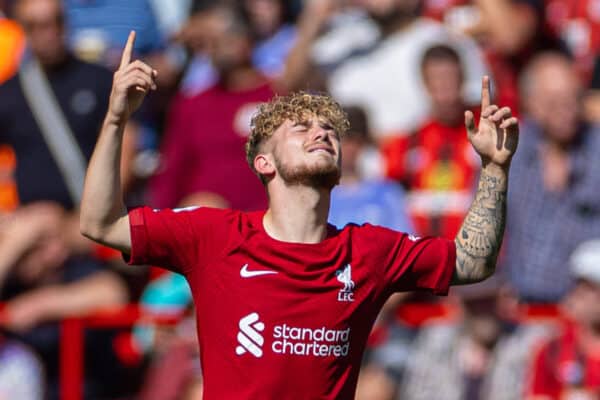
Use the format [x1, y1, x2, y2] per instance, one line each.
[433, 103, 465, 127]
[264, 185, 331, 243]
[219, 66, 263, 91]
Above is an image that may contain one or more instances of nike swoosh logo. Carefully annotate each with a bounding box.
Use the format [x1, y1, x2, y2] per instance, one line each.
[240, 264, 278, 278]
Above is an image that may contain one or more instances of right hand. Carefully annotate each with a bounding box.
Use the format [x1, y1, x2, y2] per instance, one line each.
[108, 31, 157, 124]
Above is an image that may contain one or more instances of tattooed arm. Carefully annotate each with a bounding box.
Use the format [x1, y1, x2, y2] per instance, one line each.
[452, 77, 518, 285]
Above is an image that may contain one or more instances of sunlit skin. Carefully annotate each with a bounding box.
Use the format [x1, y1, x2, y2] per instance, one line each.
[255, 115, 342, 189]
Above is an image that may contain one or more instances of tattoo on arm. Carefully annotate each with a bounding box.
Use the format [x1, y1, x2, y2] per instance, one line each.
[453, 165, 508, 285]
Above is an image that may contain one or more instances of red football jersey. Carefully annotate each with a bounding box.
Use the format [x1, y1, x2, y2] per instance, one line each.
[127, 206, 456, 399]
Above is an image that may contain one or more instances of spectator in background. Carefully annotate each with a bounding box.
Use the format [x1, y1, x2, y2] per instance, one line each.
[421, 0, 560, 111]
[327, 0, 488, 137]
[0, 0, 136, 396]
[329, 106, 412, 232]
[400, 281, 549, 400]
[178, 0, 297, 97]
[383, 44, 479, 239]
[149, 3, 271, 210]
[504, 52, 600, 303]
[241, 0, 297, 78]
[526, 239, 600, 399]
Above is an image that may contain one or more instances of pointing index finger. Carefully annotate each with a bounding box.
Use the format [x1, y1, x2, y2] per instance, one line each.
[481, 75, 491, 109]
[119, 31, 136, 70]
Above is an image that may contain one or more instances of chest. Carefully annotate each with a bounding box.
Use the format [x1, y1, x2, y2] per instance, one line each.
[188, 240, 381, 354]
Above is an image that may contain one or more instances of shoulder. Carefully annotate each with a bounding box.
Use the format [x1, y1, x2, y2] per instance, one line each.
[171, 206, 243, 222]
[342, 222, 410, 245]
[135, 206, 243, 226]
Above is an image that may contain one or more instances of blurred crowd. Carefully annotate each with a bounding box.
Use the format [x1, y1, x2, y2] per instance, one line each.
[0, 0, 600, 398]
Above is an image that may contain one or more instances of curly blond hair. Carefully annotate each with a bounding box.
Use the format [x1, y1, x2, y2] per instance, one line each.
[245, 92, 349, 180]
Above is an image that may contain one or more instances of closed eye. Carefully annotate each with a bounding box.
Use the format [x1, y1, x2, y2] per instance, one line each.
[293, 121, 310, 132]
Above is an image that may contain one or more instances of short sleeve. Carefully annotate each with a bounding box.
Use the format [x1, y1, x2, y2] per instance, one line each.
[126, 206, 234, 276]
[357, 225, 456, 295]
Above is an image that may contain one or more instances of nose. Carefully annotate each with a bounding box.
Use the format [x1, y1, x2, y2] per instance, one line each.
[310, 126, 330, 143]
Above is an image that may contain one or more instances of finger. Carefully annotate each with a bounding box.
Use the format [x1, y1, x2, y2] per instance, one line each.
[124, 60, 155, 77]
[128, 76, 153, 92]
[481, 105, 499, 118]
[499, 117, 519, 130]
[119, 30, 136, 70]
[464, 110, 476, 137]
[491, 107, 512, 122]
[118, 75, 150, 95]
[481, 75, 491, 109]
[122, 71, 155, 90]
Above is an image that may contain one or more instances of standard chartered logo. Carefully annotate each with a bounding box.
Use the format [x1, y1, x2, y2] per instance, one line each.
[235, 313, 352, 358]
[235, 312, 265, 358]
[272, 324, 350, 357]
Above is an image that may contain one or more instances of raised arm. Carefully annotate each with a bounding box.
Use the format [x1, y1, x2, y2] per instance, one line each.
[452, 76, 519, 285]
[80, 31, 156, 253]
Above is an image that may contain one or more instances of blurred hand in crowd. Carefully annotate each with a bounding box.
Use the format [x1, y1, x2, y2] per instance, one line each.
[0, 202, 70, 288]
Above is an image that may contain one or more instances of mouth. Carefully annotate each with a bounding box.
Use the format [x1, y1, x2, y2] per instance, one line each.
[307, 146, 335, 155]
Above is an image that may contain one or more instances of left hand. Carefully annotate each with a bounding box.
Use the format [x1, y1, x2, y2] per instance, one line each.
[465, 76, 519, 167]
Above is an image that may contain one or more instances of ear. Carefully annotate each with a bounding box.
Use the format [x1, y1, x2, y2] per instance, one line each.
[254, 153, 275, 177]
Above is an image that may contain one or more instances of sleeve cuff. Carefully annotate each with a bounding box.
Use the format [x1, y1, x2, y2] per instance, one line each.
[431, 239, 456, 296]
[124, 207, 150, 265]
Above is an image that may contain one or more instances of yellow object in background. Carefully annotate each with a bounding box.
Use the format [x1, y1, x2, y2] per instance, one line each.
[0, 18, 25, 83]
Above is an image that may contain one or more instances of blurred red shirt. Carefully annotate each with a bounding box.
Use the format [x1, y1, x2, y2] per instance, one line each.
[149, 82, 271, 211]
[382, 118, 479, 239]
[528, 321, 600, 399]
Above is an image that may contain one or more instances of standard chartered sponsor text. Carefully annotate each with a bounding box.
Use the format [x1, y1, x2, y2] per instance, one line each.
[272, 324, 350, 357]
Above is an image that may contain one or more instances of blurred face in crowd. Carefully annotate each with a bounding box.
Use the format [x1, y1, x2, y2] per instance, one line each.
[15, 0, 66, 66]
[266, 115, 342, 189]
[422, 57, 464, 124]
[524, 55, 581, 145]
[206, 8, 254, 74]
[463, 296, 503, 349]
[564, 280, 600, 328]
[243, 0, 284, 39]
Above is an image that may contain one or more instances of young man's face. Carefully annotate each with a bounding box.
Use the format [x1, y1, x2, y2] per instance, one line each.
[266, 114, 342, 189]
